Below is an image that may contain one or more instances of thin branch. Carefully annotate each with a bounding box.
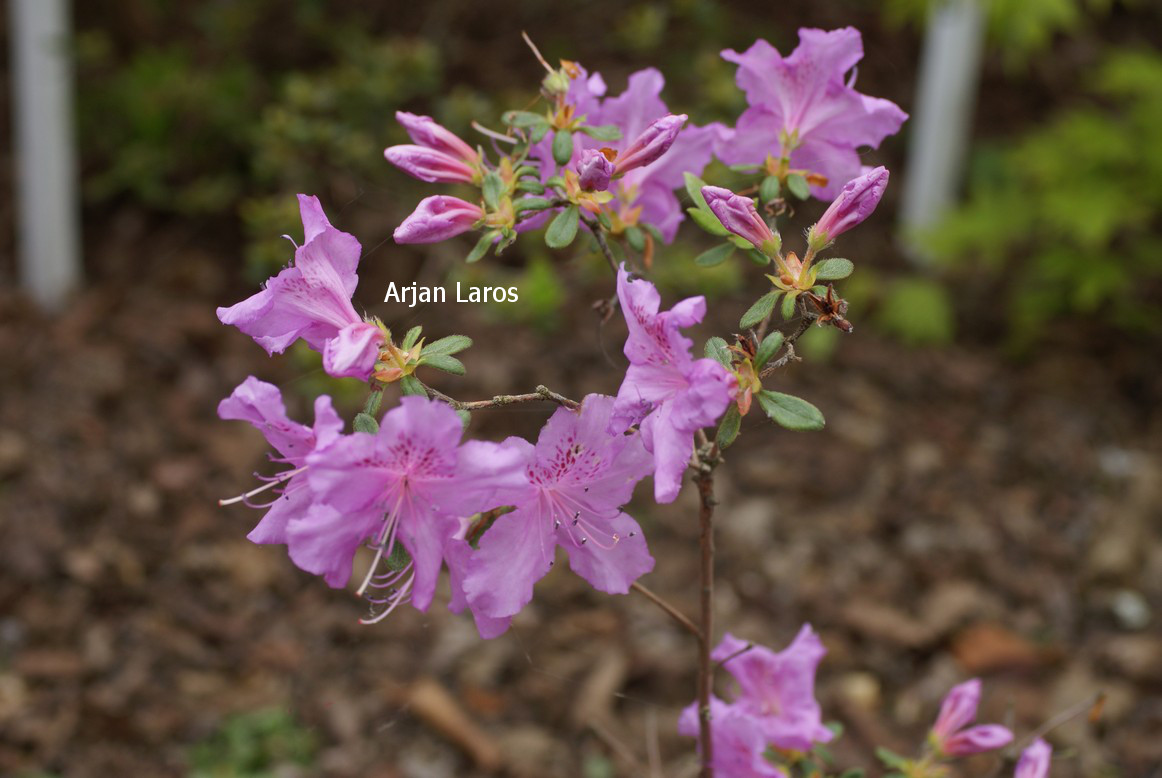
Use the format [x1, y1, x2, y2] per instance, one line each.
[420, 382, 579, 411]
[694, 450, 720, 778]
[632, 582, 701, 640]
[588, 719, 646, 772]
[580, 213, 621, 276]
[759, 313, 815, 378]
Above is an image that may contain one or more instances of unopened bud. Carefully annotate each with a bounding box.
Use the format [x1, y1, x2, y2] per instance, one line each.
[701, 186, 779, 254]
[808, 166, 888, 248]
[577, 149, 614, 191]
[614, 114, 686, 175]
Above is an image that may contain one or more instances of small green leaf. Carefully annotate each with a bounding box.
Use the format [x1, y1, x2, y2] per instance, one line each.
[786, 173, 810, 200]
[754, 331, 784, 369]
[423, 335, 472, 357]
[514, 197, 555, 213]
[814, 257, 854, 281]
[703, 336, 731, 367]
[401, 326, 423, 350]
[516, 180, 545, 194]
[420, 354, 466, 375]
[641, 223, 663, 243]
[353, 412, 379, 434]
[545, 175, 565, 190]
[729, 235, 755, 250]
[362, 390, 383, 417]
[695, 243, 734, 267]
[746, 249, 771, 266]
[781, 292, 798, 319]
[625, 225, 646, 252]
[716, 404, 742, 450]
[552, 130, 574, 166]
[482, 171, 504, 210]
[687, 207, 729, 237]
[597, 210, 613, 231]
[728, 163, 761, 173]
[456, 409, 471, 430]
[740, 291, 780, 329]
[386, 542, 412, 570]
[466, 232, 493, 263]
[760, 175, 781, 203]
[758, 390, 825, 431]
[530, 122, 550, 143]
[502, 110, 547, 128]
[545, 204, 580, 248]
[399, 375, 427, 397]
[683, 172, 710, 210]
[578, 124, 622, 141]
[875, 748, 911, 770]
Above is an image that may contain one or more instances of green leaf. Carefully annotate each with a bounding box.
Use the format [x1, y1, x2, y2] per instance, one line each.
[530, 122, 550, 143]
[456, 409, 471, 430]
[516, 180, 545, 194]
[703, 336, 731, 367]
[578, 124, 622, 141]
[740, 291, 779, 329]
[597, 210, 613, 231]
[758, 390, 825, 431]
[545, 175, 565, 190]
[875, 748, 911, 770]
[419, 354, 466, 375]
[813, 257, 854, 281]
[422, 335, 472, 357]
[786, 173, 810, 200]
[482, 171, 504, 210]
[353, 412, 379, 435]
[781, 292, 798, 319]
[641, 223, 663, 243]
[502, 110, 547, 128]
[362, 390, 383, 417]
[552, 129, 574, 166]
[625, 225, 645, 252]
[746, 249, 771, 266]
[687, 207, 729, 236]
[716, 404, 742, 450]
[728, 163, 761, 173]
[683, 172, 710, 210]
[466, 232, 493, 264]
[401, 326, 423, 350]
[545, 204, 580, 248]
[838, 770, 866, 778]
[514, 197, 555, 213]
[695, 243, 734, 267]
[760, 175, 781, 203]
[729, 235, 755, 250]
[754, 331, 784, 369]
[399, 375, 427, 397]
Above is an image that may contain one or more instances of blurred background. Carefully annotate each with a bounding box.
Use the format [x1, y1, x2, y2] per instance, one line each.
[0, 0, 1159, 776]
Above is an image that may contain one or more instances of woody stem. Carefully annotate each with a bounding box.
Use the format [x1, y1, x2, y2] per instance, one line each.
[694, 442, 719, 778]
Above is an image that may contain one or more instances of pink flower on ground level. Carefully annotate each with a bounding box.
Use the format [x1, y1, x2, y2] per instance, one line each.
[394, 195, 483, 244]
[678, 698, 787, 778]
[808, 166, 889, 247]
[216, 194, 383, 380]
[463, 394, 654, 621]
[299, 397, 524, 635]
[717, 28, 907, 199]
[217, 377, 342, 546]
[929, 678, 1014, 757]
[1015, 738, 1052, 778]
[611, 266, 735, 503]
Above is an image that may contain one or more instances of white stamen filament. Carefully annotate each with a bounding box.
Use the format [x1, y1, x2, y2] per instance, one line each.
[218, 466, 307, 506]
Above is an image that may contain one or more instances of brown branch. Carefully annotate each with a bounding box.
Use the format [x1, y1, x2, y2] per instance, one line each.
[631, 582, 701, 639]
[694, 448, 720, 778]
[420, 382, 580, 411]
[580, 213, 621, 276]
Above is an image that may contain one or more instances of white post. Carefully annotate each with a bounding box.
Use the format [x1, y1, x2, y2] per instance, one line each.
[898, 0, 985, 261]
[10, 0, 81, 310]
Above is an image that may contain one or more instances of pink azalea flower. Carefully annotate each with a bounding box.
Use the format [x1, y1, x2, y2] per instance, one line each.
[218, 376, 342, 546]
[393, 111, 479, 165]
[717, 28, 907, 199]
[710, 627, 833, 751]
[384, 144, 477, 184]
[702, 185, 780, 253]
[298, 397, 525, 621]
[463, 394, 654, 620]
[611, 266, 735, 503]
[394, 195, 483, 244]
[217, 194, 383, 380]
[808, 166, 889, 247]
[678, 698, 787, 778]
[612, 113, 687, 176]
[929, 678, 1014, 757]
[1015, 738, 1052, 778]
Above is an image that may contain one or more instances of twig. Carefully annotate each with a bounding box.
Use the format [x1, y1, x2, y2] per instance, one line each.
[713, 642, 754, 671]
[420, 382, 579, 411]
[580, 213, 621, 276]
[694, 450, 720, 778]
[645, 709, 664, 778]
[588, 718, 646, 772]
[632, 582, 701, 639]
[759, 313, 815, 378]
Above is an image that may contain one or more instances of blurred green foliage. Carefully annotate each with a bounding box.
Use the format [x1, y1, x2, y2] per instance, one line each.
[188, 708, 316, 777]
[921, 50, 1162, 342]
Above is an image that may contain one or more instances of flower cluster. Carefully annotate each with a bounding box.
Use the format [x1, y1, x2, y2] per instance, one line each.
[679, 628, 833, 777]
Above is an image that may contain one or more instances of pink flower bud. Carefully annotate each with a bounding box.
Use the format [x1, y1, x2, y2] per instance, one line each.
[701, 185, 779, 253]
[1015, 738, 1052, 778]
[384, 145, 477, 184]
[942, 725, 1013, 757]
[394, 196, 483, 244]
[809, 166, 889, 246]
[613, 114, 687, 175]
[932, 679, 981, 740]
[394, 111, 478, 164]
[577, 149, 614, 191]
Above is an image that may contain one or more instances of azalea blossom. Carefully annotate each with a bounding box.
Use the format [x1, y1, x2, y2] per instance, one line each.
[463, 394, 654, 620]
[393, 111, 480, 165]
[678, 698, 787, 778]
[808, 166, 889, 248]
[717, 28, 907, 199]
[217, 194, 384, 380]
[1015, 738, 1052, 778]
[218, 377, 342, 546]
[394, 195, 484, 244]
[612, 266, 735, 503]
[702, 185, 781, 254]
[299, 397, 525, 627]
[929, 678, 1014, 757]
